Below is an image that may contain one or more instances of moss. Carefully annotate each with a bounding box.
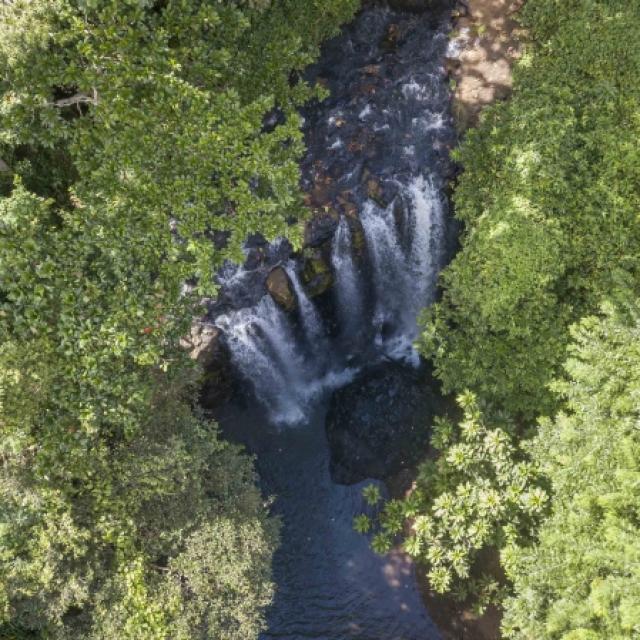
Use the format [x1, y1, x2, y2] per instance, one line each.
[302, 247, 334, 297]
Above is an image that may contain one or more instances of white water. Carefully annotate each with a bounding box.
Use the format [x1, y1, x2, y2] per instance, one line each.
[331, 217, 363, 340]
[214, 6, 452, 427]
[216, 175, 445, 425]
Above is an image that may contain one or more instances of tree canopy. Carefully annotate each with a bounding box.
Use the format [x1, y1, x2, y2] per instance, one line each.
[503, 298, 640, 639]
[420, 0, 640, 417]
[362, 2, 640, 638]
[0, 0, 357, 637]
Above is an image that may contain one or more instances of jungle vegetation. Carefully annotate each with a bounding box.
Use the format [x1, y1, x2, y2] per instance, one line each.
[0, 1, 357, 638]
[1, 0, 639, 639]
[364, 1, 640, 638]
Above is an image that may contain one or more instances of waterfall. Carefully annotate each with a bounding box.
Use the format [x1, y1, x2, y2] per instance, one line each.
[215, 277, 359, 425]
[331, 217, 363, 346]
[216, 177, 445, 424]
[355, 177, 445, 366]
[212, 6, 454, 425]
[407, 175, 445, 325]
[284, 262, 328, 359]
[215, 296, 309, 424]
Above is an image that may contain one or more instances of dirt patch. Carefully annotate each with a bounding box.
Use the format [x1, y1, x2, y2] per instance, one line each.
[446, 0, 526, 131]
[417, 548, 503, 640]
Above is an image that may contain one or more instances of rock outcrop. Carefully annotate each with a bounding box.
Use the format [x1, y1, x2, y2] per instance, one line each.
[304, 207, 339, 248]
[266, 266, 297, 312]
[326, 363, 447, 484]
[182, 322, 232, 408]
[302, 247, 334, 297]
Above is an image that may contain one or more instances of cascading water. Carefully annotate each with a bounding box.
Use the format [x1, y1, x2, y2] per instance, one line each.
[215, 13, 452, 422]
[212, 6, 456, 640]
[331, 218, 363, 343]
[284, 263, 329, 362]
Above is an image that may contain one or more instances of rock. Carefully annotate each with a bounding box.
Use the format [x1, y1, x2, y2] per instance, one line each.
[266, 266, 297, 312]
[302, 247, 334, 297]
[366, 177, 387, 207]
[326, 363, 445, 484]
[346, 213, 367, 259]
[382, 23, 401, 51]
[444, 57, 461, 76]
[454, 0, 470, 17]
[0, 158, 10, 173]
[181, 322, 232, 408]
[305, 208, 339, 248]
[182, 322, 222, 368]
[337, 193, 367, 259]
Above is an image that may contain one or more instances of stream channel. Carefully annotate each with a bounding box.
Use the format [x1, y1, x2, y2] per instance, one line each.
[210, 5, 457, 639]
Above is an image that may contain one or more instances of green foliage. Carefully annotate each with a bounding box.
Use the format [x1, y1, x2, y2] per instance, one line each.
[362, 484, 382, 506]
[502, 299, 640, 639]
[421, 0, 640, 416]
[410, 2, 640, 635]
[0, 369, 279, 639]
[364, 394, 548, 600]
[353, 514, 372, 535]
[0, 0, 357, 637]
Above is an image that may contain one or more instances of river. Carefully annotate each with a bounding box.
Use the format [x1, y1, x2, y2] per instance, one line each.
[211, 5, 456, 639]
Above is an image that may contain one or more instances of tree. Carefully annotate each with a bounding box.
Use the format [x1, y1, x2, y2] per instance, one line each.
[0, 0, 358, 636]
[421, 0, 640, 417]
[360, 393, 548, 607]
[502, 298, 640, 639]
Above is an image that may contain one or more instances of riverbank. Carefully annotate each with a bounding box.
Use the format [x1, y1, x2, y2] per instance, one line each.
[414, 1, 526, 638]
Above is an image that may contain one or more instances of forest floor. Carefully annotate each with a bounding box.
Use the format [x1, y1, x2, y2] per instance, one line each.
[410, 1, 527, 639]
[447, 0, 526, 131]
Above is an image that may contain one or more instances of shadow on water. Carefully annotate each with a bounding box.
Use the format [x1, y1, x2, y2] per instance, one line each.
[217, 397, 441, 640]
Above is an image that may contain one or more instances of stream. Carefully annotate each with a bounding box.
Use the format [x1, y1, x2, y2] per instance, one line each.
[211, 5, 456, 639]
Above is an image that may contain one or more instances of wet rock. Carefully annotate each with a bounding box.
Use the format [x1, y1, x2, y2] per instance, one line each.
[266, 266, 297, 312]
[326, 363, 445, 484]
[355, 82, 378, 97]
[308, 171, 335, 207]
[366, 177, 387, 207]
[305, 208, 339, 248]
[393, 197, 406, 236]
[302, 247, 334, 297]
[345, 212, 367, 259]
[182, 322, 232, 408]
[381, 23, 401, 51]
[336, 193, 367, 259]
[362, 64, 381, 76]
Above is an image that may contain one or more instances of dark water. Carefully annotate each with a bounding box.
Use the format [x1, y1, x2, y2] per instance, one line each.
[218, 399, 442, 640]
[214, 5, 455, 639]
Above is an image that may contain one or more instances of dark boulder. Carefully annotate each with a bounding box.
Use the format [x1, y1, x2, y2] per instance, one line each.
[304, 208, 339, 248]
[325, 362, 445, 484]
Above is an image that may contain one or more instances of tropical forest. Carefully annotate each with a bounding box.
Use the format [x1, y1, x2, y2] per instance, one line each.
[0, 0, 638, 639]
